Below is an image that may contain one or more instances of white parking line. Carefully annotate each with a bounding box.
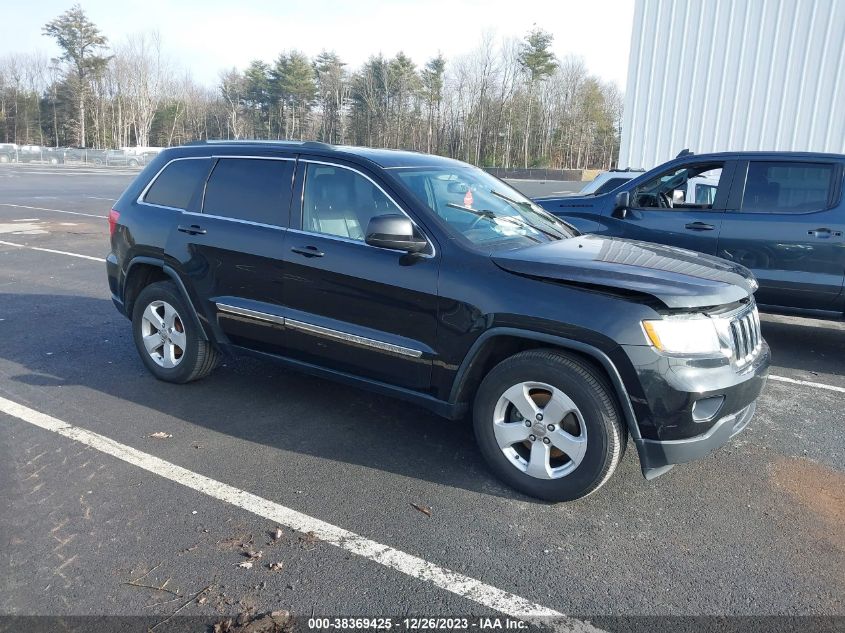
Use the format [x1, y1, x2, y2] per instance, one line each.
[0, 240, 103, 262]
[0, 394, 589, 625]
[769, 374, 845, 394]
[0, 203, 106, 219]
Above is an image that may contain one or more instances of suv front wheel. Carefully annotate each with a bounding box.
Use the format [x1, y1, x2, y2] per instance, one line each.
[473, 350, 626, 502]
[131, 281, 219, 383]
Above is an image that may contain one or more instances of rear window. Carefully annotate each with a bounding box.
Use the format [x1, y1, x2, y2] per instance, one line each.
[143, 158, 210, 210]
[202, 158, 294, 226]
[741, 162, 836, 213]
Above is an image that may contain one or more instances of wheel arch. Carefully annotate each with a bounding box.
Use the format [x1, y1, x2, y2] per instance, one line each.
[123, 257, 208, 340]
[449, 328, 641, 441]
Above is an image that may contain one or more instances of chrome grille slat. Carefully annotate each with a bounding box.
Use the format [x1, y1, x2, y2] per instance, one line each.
[728, 305, 762, 368]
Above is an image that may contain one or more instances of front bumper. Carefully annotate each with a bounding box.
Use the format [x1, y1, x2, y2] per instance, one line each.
[622, 341, 770, 479]
[636, 401, 757, 477]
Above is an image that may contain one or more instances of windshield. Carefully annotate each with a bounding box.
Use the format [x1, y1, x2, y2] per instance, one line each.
[393, 166, 577, 248]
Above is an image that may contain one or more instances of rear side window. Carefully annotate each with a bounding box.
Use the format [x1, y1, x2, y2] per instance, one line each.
[203, 158, 294, 226]
[741, 162, 835, 213]
[143, 158, 210, 210]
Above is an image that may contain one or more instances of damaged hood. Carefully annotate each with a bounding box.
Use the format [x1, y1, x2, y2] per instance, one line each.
[492, 235, 758, 309]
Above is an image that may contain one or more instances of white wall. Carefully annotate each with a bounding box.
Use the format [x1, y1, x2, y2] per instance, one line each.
[619, 0, 845, 169]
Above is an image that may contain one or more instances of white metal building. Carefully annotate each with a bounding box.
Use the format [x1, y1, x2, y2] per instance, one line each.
[619, 0, 845, 169]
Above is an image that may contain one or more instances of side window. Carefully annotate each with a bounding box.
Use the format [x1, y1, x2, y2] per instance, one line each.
[143, 158, 211, 210]
[631, 163, 723, 210]
[203, 158, 294, 226]
[301, 163, 403, 241]
[741, 162, 835, 213]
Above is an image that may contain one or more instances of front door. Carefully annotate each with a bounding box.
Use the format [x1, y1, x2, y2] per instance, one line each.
[281, 159, 440, 391]
[717, 160, 845, 310]
[606, 161, 736, 255]
[165, 155, 296, 353]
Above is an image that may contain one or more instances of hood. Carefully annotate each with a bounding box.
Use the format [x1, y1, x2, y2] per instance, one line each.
[492, 235, 758, 309]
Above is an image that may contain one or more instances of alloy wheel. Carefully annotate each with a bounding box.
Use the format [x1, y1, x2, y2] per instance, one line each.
[492, 381, 588, 479]
[140, 300, 186, 368]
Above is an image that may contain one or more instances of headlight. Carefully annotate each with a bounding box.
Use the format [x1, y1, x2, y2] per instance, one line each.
[642, 316, 727, 356]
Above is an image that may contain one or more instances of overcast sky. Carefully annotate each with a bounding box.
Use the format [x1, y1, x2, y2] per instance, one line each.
[1, 0, 635, 88]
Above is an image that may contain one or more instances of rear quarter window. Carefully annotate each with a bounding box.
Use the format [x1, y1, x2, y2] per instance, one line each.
[143, 158, 211, 210]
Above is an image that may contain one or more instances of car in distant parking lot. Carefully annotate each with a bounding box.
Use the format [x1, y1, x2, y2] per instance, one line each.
[0, 143, 18, 163]
[536, 151, 845, 319]
[106, 140, 769, 501]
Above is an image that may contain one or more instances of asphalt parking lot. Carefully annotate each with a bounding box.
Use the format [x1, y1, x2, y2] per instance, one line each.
[1, 163, 843, 629]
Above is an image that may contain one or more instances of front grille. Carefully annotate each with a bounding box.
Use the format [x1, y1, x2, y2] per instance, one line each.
[728, 305, 762, 367]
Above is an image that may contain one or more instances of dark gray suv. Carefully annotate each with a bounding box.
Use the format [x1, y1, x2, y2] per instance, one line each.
[107, 141, 770, 501]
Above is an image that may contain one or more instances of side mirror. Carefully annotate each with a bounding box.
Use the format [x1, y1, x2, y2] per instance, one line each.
[365, 214, 428, 253]
[612, 191, 630, 219]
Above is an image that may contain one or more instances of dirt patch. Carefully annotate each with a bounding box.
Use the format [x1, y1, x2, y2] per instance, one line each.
[771, 456, 845, 552]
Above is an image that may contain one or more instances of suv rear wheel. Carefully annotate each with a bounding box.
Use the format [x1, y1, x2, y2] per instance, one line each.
[473, 349, 626, 501]
[132, 281, 219, 383]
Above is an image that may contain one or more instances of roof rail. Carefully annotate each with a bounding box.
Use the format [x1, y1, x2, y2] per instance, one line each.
[193, 139, 335, 150]
[676, 148, 693, 158]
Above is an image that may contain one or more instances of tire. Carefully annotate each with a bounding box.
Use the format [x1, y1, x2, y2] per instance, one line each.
[127, 158, 139, 167]
[473, 349, 626, 502]
[131, 281, 219, 383]
[0, 154, 9, 163]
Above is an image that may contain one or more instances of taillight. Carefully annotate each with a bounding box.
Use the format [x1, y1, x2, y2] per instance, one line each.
[108, 209, 120, 236]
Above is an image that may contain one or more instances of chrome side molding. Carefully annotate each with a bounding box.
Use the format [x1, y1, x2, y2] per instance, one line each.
[215, 303, 423, 359]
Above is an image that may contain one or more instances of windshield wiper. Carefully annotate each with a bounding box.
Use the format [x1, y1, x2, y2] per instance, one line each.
[488, 190, 571, 239]
[445, 202, 496, 219]
[445, 203, 541, 242]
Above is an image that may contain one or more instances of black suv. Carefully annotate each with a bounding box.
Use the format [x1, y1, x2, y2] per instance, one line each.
[107, 141, 770, 501]
[536, 152, 845, 319]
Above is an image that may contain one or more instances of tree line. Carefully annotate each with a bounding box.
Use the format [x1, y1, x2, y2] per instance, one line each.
[0, 4, 622, 169]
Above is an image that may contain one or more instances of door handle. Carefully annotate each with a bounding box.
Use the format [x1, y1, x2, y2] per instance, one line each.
[291, 245, 325, 258]
[807, 228, 841, 238]
[685, 222, 715, 231]
[177, 224, 207, 235]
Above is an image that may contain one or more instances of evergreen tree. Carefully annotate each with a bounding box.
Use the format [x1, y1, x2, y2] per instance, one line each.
[42, 4, 110, 147]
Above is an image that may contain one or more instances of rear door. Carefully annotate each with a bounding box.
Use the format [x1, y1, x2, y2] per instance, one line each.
[280, 158, 440, 391]
[717, 159, 845, 310]
[606, 160, 737, 254]
[163, 155, 296, 353]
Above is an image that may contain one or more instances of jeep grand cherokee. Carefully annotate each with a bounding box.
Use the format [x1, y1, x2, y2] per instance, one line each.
[106, 141, 770, 501]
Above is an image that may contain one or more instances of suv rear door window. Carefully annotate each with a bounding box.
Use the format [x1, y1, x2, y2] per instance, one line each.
[741, 162, 835, 213]
[203, 158, 294, 226]
[143, 158, 211, 210]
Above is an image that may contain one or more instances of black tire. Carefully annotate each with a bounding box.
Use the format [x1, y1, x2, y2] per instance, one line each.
[131, 281, 219, 383]
[473, 349, 626, 502]
[127, 158, 139, 167]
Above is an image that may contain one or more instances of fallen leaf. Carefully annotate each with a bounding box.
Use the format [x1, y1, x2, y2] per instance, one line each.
[410, 503, 432, 517]
[237, 561, 253, 569]
[298, 531, 318, 548]
[267, 562, 284, 572]
[149, 432, 173, 439]
[197, 595, 207, 605]
[270, 527, 283, 541]
[243, 550, 263, 559]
